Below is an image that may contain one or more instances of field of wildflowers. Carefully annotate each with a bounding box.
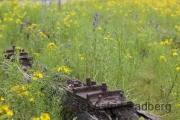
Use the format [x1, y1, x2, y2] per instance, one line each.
[0, 0, 180, 119]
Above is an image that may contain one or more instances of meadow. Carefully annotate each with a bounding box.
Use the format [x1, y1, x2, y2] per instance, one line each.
[0, 0, 180, 119]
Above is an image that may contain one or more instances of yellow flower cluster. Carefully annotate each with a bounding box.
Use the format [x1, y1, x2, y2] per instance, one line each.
[27, 23, 38, 30]
[4, 17, 13, 22]
[34, 52, 40, 57]
[31, 4, 39, 10]
[46, 42, 57, 50]
[32, 71, 43, 80]
[176, 67, 180, 71]
[18, 91, 29, 98]
[38, 31, 47, 38]
[0, 104, 13, 118]
[160, 55, 167, 62]
[15, 19, 21, 24]
[172, 50, 178, 57]
[104, 35, 114, 41]
[148, 39, 172, 47]
[63, 11, 78, 28]
[29, 97, 34, 102]
[178, 103, 180, 107]
[78, 54, 86, 61]
[160, 39, 172, 46]
[11, 85, 25, 93]
[15, 46, 22, 51]
[0, 97, 5, 101]
[97, 27, 102, 31]
[57, 66, 70, 74]
[11, 85, 32, 98]
[32, 113, 50, 120]
[175, 25, 180, 32]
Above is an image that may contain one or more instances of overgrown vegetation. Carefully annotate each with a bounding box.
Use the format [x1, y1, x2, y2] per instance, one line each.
[0, 0, 180, 119]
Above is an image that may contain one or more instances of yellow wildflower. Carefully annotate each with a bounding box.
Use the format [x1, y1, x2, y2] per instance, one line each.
[110, 38, 114, 40]
[6, 109, 13, 116]
[2, 105, 9, 111]
[160, 41, 165, 45]
[15, 46, 22, 51]
[176, 67, 180, 71]
[160, 55, 167, 61]
[18, 94, 23, 98]
[34, 53, 40, 57]
[32, 117, 40, 120]
[137, 27, 140, 31]
[164, 39, 170, 45]
[57, 66, 70, 74]
[0, 34, 2, 38]
[35, 92, 44, 96]
[9, 18, 13, 22]
[0, 97, 5, 101]
[78, 54, 86, 61]
[39, 31, 47, 38]
[22, 91, 29, 96]
[97, 27, 102, 31]
[30, 97, 34, 102]
[104, 35, 114, 41]
[172, 51, 178, 57]
[11, 85, 23, 93]
[15, 19, 21, 24]
[126, 54, 133, 59]
[178, 103, 180, 107]
[104, 37, 108, 40]
[40, 113, 50, 120]
[33, 71, 43, 79]
[32, 77, 38, 80]
[2, 105, 13, 116]
[46, 42, 57, 50]
[65, 23, 71, 28]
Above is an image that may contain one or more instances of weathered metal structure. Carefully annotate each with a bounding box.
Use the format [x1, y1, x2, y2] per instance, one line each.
[3, 45, 32, 70]
[3, 46, 161, 120]
[62, 78, 161, 120]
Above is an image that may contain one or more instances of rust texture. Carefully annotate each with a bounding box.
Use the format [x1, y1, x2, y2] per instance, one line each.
[64, 78, 161, 120]
[4, 46, 32, 69]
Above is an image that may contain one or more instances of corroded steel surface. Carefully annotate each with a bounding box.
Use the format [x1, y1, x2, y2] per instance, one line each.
[4, 46, 32, 69]
[64, 78, 161, 120]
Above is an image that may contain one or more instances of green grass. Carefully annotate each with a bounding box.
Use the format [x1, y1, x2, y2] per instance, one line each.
[0, 0, 180, 119]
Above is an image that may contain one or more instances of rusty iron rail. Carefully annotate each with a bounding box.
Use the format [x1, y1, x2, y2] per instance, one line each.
[63, 78, 161, 120]
[3, 46, 32, 70]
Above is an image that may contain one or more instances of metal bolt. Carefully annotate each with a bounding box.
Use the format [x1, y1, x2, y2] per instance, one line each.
[98, 95, 102, 100]
[86, 78, 92, 87]
[102, 82, 107, 92]
[119, 91, 123, 97]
